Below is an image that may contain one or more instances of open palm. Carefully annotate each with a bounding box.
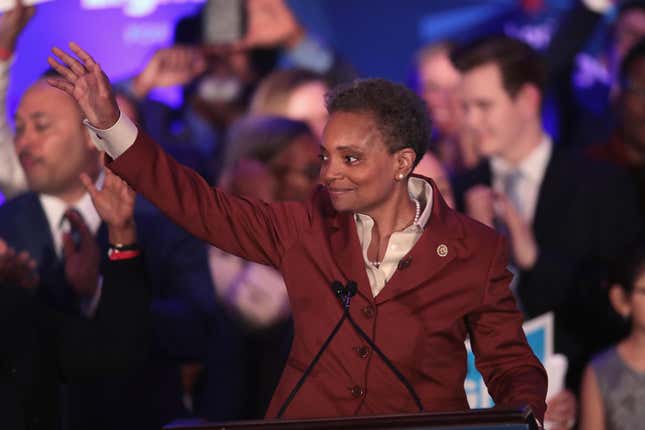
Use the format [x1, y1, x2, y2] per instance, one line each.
[47, 42, 120, 129]
[81, 168, 135, 229]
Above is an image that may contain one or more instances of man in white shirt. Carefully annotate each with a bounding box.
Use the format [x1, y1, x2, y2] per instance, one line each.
[0, 30, 218, 430]
[0, 69, 224, 429]
[451, 35, 643, 428]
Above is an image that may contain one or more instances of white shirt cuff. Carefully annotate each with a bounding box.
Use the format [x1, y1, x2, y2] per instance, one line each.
[83, 111, 138, 159]
[80, 275, 103, 318]
[582, 0, 612, 14]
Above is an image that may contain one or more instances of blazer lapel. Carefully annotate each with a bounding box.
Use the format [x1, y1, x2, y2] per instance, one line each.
[375, 181, 467, 305]
[24, 194, 57, 268]
[532, 150, 571, 240]
[324, 199, 375, 302]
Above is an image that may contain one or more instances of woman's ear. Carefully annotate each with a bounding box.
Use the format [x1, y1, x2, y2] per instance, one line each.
[395, 148, 416, 178]
[609, 284, 631, 319]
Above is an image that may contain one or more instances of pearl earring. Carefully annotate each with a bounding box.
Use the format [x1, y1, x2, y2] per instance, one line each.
[397, 173, 404, 180]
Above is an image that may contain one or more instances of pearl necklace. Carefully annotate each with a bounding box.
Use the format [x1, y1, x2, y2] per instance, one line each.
[369, 198, 421, 268]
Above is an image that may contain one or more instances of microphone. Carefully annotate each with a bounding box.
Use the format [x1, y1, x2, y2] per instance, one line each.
[345, 280, 358, 297]
[331, 280, 345, 299]
[341, 280, 357, 309]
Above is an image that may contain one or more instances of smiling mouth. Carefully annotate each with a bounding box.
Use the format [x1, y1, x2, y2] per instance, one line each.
[328, 188, 355, 194]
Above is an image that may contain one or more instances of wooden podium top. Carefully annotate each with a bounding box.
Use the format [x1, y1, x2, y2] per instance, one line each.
[165, 407, 539, 430]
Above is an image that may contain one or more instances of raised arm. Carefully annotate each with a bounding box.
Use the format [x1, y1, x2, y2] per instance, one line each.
[47, 43, 306, 267]
[0, 0, 34, 198]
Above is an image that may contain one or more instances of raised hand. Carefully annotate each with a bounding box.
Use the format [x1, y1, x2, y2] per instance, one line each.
[47, 42, 119, 129]
[237, 0, 304, 49]
[0, 238, 38, 290]
[0, 0, 35, 54]
[132, 46, 206, 99]
[81, 167, 136, 245]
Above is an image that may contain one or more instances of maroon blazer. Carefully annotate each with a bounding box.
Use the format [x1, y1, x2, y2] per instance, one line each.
[109, 132, 547, 422]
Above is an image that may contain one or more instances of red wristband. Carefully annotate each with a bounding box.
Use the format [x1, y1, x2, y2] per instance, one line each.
[108, 249, 141, 261]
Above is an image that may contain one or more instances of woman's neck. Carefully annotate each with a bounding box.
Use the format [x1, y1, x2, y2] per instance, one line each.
[619, 329, 645, 371]
[368, 183, 417, 238]
[365, 182, 418, 265]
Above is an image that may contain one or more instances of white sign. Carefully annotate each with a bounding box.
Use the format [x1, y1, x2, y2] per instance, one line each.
[465, 312, 564, 408]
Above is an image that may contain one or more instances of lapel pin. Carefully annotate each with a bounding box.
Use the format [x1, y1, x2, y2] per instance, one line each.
[437, 244, 448, 257]
[397, 256, 412, 270]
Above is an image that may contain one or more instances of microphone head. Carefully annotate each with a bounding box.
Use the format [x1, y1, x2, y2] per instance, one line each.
[330, 280, 345, 298]
[346, 281, 358, 297]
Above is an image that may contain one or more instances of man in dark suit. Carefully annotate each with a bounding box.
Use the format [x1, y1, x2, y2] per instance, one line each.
[0, 168, 149, 430]
[451, 36, 643, 395]
[0, 63, 218, 429]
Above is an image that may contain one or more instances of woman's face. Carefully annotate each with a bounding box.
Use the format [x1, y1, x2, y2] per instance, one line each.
[320, 111, 402, 214]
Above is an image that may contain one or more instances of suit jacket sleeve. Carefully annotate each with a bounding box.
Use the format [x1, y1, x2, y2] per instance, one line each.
[108, 131, 307, 268]
[52, 256, 150, 381]
[466, 235, 547, 422]
[518, 165, 644, 318]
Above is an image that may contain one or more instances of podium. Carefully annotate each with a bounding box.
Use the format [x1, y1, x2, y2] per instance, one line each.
[165, 407, 539, 430]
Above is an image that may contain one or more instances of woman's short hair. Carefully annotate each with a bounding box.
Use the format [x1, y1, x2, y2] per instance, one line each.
[325, 78, 431, 167]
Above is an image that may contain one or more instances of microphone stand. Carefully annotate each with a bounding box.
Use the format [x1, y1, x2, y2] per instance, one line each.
[275, 281, 424, 418]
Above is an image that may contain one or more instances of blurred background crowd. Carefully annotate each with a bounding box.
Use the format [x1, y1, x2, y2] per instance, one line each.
[1, 0, 644, 429]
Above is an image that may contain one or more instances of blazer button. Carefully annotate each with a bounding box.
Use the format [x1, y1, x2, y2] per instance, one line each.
[362, 305, 375, 319]
[354, 346, 370, 359]
[350, 385, 365, 398]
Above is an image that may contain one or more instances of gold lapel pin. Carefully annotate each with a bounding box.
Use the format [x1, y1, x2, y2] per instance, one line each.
[437, 244, 448, 257]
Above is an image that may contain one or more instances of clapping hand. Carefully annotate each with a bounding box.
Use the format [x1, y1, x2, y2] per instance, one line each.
[47, 42, 119, 130]
[0, 238, 38, 290]
[494, 192, 538, 270]
[81, 166, 136, 245]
